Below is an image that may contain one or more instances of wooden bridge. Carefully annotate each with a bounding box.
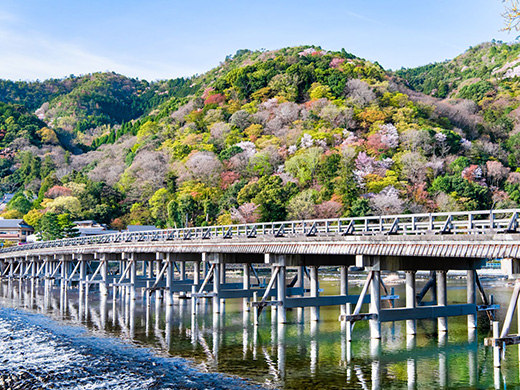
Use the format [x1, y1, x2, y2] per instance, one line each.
[0, 209, 517, 344]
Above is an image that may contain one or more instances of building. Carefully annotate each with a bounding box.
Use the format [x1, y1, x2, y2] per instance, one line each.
[73, 220, 105, 229]
[72, 220, 117, 237]
[126, 225, 157, 232]
[0, 194, 15, 211]
[0, 219, 34, 243]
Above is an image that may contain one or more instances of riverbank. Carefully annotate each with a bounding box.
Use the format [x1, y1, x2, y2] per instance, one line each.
[0, 307, 264, 390]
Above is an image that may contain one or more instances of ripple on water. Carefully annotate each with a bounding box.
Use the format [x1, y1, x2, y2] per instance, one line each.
[0, 308, 265, 390]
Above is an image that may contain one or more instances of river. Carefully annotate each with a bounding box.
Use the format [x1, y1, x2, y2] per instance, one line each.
[0, 271, 517, 389]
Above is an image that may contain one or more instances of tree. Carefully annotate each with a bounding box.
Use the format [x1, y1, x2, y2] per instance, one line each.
[23, 209, 43, 227]
[36, 213, 63, 241]
[229, 110, 251, 130]
[149, 188, 172, 225]
[503, 1, 520, 31]
[6, 192, 32, 214]
[57, 214, 80, 238]
[237, 176, 298, 222]
[369, 186, 404, 215]
[287, 190, 316, 220]
[486, 160, 510, 188]
[285, 147, 323, 185]
[230, 202, 260, 224]
[46, 196, 82, 217]
[178, 151, 223, 187]
[2, 210, 23, 219]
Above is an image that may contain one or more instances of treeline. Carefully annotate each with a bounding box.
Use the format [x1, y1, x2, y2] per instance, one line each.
[0, 44, 519, 241]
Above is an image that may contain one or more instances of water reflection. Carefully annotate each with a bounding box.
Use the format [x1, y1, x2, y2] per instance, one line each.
[2, 278, 520, 389]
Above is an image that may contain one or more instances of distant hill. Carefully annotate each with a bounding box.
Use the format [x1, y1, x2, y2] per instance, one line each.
[0, 43, 518, 239]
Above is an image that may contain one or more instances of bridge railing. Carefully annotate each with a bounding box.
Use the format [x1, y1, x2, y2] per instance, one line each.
[2, 209, 519, 254]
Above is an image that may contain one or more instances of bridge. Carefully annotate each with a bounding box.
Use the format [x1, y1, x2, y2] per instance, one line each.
[0, 209, 517, 344]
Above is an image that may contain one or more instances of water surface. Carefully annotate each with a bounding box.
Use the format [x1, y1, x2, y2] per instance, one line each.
[1, 272, 518, 389]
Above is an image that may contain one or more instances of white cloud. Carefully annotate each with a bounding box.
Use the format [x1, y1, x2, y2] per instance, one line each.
[0, 24, 196, 81]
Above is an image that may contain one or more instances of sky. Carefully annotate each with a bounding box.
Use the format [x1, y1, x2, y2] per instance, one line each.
[0, 0, 515, 81]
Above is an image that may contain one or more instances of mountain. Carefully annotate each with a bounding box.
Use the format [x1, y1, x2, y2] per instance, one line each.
[0, 43, 518, 240]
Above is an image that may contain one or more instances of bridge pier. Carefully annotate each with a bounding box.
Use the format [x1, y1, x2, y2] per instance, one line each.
[437, 271, 448, 333]
[467, 270, 477, 330]
[406, 271, 416, 335]
[340, 266, 348, 316]
[129, 254, 136, 300]
[243, 263, 250, 312]
[309, 266, 319, 322]
[211, 254, 222, 314]
[370, 270, 381, 339]
[166, 253, 174, 306]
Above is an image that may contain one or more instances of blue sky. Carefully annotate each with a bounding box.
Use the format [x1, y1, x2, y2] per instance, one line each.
[0, 0, 514, 81]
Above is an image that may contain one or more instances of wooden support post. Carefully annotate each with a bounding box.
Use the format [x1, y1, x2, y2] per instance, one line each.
[346, 302, 352, 342]
[202, 259, 209, 278]
[296, 266, 304, 289]
[340, 266, 348, 316]
[310, 266, 319, 322]
[213, 260, 221, 314]
[437, 270, 448, 333]
[406, 271, 416, 335]
[100, 257, 108, 296]
[501, 279, 520, 338]
[370, 270, 382, 339]
[191, 285, 197, 315]
[193, 260, 200, 285]
[493, 321, 501, 367]
[79, 258, 86, 291]
[180, 261, 186, 281]
[439, 333, 448, 388]
[243, 263, 250, 312]
[277, 262, 287, 324]
[147, 260, 153, 278]
[253, 291, 259, 325]
[130, 257, 136, 300]
[467, 270, 477, 329]
[166, 254, 173, 306]
[219, 263, 225, 285]
[60, 258, 67, 291]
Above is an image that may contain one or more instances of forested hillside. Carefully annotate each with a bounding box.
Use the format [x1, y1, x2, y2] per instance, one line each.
[1, 43, 519, 240]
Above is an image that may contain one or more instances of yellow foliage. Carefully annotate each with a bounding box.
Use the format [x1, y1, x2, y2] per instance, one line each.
[216, 212, 232, 225]
[2, 210, 23, 219]
[273, 95, 288, 103]
[37, 127, 59, 144]
[40, 198, 53, 208]
[23, 209, 43, 227]
[178, 181, 220, 202]
[245, 124, 263, 141]
[365, 171, 404, 193]
[251, 87, 272, 102]
[309, 83, 332, 100]
[181, 133, 205, 146]
[136, 121, 159, 142]
[226, 99, 242, 114]
[46, 196, 82, 216]
[358, 108, 388, 128]
[255, 135, 280, 149]
[64, 182, 86, 197]
[241, 101, 259, 114]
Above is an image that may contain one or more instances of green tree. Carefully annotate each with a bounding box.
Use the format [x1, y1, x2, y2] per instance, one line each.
[238, 176, 298, 222]
[6, 192, 32, 214]
[57, 214, 80, 238]
[36, 213, 63, 241]
[149, 188, 172, 226]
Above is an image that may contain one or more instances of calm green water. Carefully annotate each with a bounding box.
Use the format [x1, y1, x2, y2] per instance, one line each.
[1, 273, 518, 389]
